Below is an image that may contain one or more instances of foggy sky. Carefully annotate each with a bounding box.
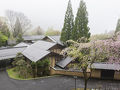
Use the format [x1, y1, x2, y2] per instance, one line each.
[0, 0, 120, 34]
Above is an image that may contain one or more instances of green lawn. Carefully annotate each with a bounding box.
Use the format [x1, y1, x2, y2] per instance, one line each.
[7, 68, 23, 80]
[7, 68, 34, 80]
[7, 68, 59, 80]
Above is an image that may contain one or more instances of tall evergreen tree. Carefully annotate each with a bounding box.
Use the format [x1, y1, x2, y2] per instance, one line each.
[60, 0, 74, 42]
[72, 0, 90, 41]
[115, 19, 120, 34]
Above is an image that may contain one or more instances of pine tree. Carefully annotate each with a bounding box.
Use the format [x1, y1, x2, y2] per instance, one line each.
[73, 0, 90, 41]
[60, 0, 74, 42]
[115, 19, 120, 34]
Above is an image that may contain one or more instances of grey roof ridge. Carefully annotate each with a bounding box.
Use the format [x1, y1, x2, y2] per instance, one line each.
[39, 39, 56, 43]
[0, 54, 16, 58]
[47, 36, 57, 43]
[0, 46, 27, 50]
[48, 36, 64, 46]
[37, 40, 58, 50]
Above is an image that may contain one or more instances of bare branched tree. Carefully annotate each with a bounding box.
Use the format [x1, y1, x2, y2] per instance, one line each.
[6, 10, 32, 37]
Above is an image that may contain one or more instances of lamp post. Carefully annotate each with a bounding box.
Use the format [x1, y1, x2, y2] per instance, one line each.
[74, 76, 77, 90]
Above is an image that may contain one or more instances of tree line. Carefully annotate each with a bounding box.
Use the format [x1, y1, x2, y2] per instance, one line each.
[0, 10, 32, 46]
[0, 10, 61, 47]
[60, 0, 120, 43]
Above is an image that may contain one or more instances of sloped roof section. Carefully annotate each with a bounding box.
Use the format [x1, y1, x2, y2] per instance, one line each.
[23, 49, 50, 62]
[0, 47, 26, 60]
[48, 36, 60, 42]
[23, 35, 45, 41]
[22, 40, 56, 62]
[91, 63, 120, 71]
[43, 36, 63, 45]
[49, 36, 63, 45]
[14, 42, 30, 47]
[56, 56, 73, 68]
[26, 40, 56, 50]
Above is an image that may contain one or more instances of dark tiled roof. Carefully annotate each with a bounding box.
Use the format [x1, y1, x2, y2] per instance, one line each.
[0, 47, 26, 60]
[23, 35, 45, 41]
[91, 63, 120, 71]
[56, 56, 73, 68]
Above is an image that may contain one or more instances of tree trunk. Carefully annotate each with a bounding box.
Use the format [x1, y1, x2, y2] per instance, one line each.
[84, 79, 88, 90]
[83, 68, 88, 90]
[35, 64, 37, 77]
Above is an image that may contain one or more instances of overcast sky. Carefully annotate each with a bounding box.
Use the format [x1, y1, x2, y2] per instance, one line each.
[0, 0, 120, 34]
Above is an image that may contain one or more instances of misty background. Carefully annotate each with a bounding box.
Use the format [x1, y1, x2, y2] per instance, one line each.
[0, 0, 120, 34]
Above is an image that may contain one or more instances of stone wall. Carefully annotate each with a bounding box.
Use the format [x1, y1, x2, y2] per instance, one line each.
[50, 67, 91, 77]
[50, 68, 120, 80]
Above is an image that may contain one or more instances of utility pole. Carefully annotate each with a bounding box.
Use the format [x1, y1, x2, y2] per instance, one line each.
[74, 76, 77, 90]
